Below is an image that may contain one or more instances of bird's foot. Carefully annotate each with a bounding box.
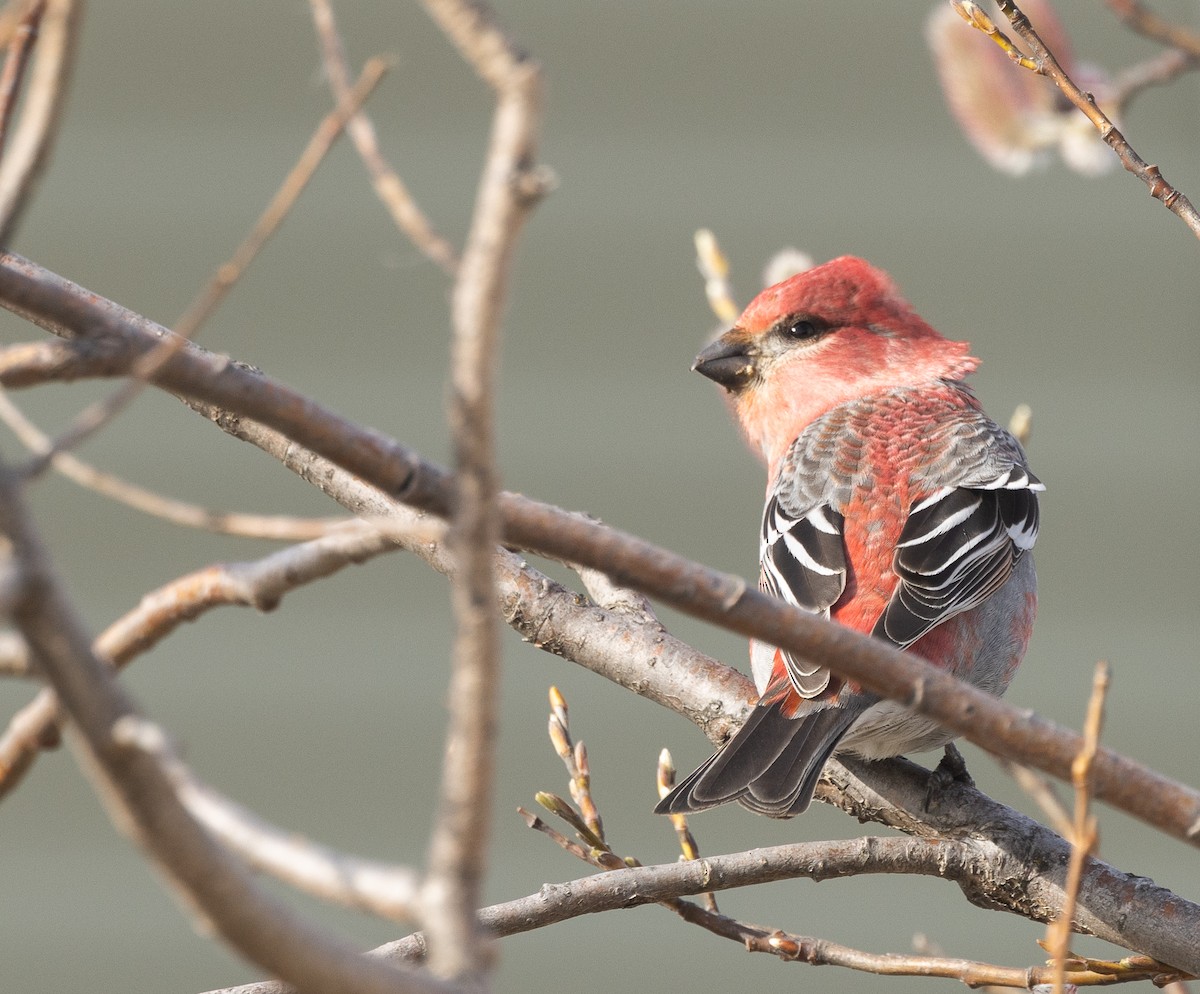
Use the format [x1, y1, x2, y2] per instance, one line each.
[923, 743, 974, 811]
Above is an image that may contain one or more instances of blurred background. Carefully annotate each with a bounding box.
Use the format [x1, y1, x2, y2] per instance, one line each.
[1, 1, 1198, 991]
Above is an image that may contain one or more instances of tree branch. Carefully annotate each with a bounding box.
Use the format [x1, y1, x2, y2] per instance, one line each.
[0, 384, 350, 537]
[7, 269, 1199, 976]
[308, 0, 458, 274]
[1107, 0, 1200, 57]
[0, 337, 133, 385]
[0, 462, 456, 994]
[958, 0, 1200, 237]
[203, 829, 1198, 994]
[0, 520, 416, 799]
[0, 250, 1196, 855]
[413, 0, 547, 981]
[128, 373, 1200, 974]
[31, 56, 389, 472]
[162, 736, 424, 925]
[0, 0, 43, 161]
[0, 0, 78, 246]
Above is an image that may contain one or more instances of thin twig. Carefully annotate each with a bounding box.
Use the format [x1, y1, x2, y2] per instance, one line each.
[176, 385, 749, 745]
[0, 0, 42, 161]
[657, 748, 717, 912]
[534, 686, 742, 942]
[308, 0, 458, 274]
[0, 386, 350, 538]
[517, 807, 592, 864]
[0, 337, 136, 385]
[911, 935, 1008, 994]
[956, 0, 1200, 239]
[572, 561, 660, 619]
[999, 759, 1075, 838]
[1049, 661, 1111, 993]
[0, 0, 77, 245]
[417, 0, 547, 981]
[1107, 0, 1200, 57]
[0, 520, 411, 800]
[533, 791, 611, 859]
[526, 693, 1177, 988]
[756, 926, 1178, 987]
[476, 831, 1195, 987]
[148, 726, 424, 925]
[545, 686, 604, 841]
[0, 630, 30, 676]
[172, 56, 390, 342]
[27, 56, 389, 473]
[1111, 47, 1200, 115]
[0, 0, 42, 49]
[114, 412, 1200, 980]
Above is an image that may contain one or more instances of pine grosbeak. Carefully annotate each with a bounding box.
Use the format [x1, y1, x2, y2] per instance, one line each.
[657, 256, 1041, 818]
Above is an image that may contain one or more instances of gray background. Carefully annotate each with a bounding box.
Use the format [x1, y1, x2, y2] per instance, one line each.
[1, 2, 1198, 991]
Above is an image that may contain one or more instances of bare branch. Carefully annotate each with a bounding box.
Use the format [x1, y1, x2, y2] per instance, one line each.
[308, 0, 458, 273]
[0, 462, 454, 994]
[0, 337, 133, 385]
[415, 0, 547, 979]
[1107, 0, 1200, 57]
[1111, 47, 1199, 115]
[30, 56, 389, 471]
[0, 518, 433, 922]
[0, 252, 1197, 856]
[752, 929, 1179, 987]
[177, 394, 749, 745]
[526, 684, 1200, 977]
[0, 0, 78, 246]
[86, 370, 1200, 976]
[1050, 662, 1112, 992]
[3, 255, 1200, 974]
[206, 831, 1197, 994]
[0, 521, 403, 800]
[999, 759, 1075, 839]
[162, 738, 423, 925]
[172, 57, 389, 344]
[525, 701, 1176, 989]
[0, 0, 43, 49]
[0, 629, 30, 676]
[171, 420, 1200, 979]
[0, 385, 351, 538]
[572, 561, 660, 620]
[957, 0, 1200, 238]
[0, 0, 42, 160]
[818, 749, 1200, 973]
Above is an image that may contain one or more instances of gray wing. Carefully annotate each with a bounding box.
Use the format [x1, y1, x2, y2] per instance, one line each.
[874, 461, 1040, 648]
[762, 398, 1042, 697]
[759, 496, 846, 696]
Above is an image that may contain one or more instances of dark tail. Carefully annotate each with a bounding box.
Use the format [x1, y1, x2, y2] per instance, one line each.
[655, 699, 871, 818]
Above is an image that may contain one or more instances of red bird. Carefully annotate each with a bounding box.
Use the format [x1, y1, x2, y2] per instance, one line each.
[657, 256, 1041, 817]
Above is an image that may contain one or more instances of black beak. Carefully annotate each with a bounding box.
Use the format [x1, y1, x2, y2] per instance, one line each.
[693, 336, 756, 389]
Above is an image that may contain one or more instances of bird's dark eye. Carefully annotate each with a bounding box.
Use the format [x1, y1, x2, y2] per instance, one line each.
[781, 317, 820, 341]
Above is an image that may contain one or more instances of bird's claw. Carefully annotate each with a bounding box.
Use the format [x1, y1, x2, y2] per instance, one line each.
[923, 743, 975, 811]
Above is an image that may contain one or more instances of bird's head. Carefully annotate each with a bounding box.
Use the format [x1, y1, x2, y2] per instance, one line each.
[694, 256, 979, 470]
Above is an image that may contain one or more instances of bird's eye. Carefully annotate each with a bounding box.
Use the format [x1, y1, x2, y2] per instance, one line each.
[781, 317, 820, 341]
